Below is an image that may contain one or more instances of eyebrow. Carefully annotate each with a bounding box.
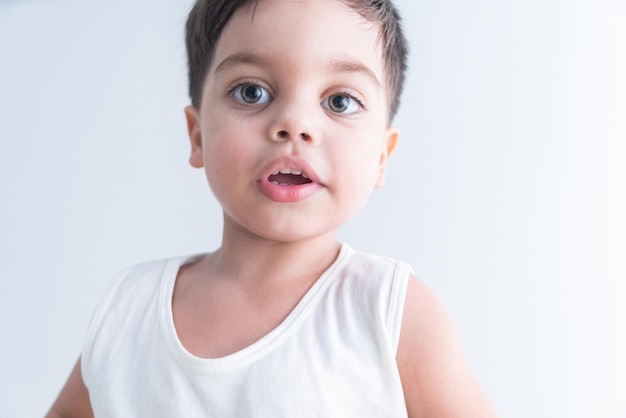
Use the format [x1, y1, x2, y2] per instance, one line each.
[213, 53, 381, 88]
[326, 59, 381, 88]
[213, 53, 272, 77]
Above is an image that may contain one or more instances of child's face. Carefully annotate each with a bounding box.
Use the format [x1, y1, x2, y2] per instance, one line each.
[185, 0, 398, 243]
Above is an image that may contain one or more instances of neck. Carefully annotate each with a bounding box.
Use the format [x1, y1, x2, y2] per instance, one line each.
[205, 215, 341, 288]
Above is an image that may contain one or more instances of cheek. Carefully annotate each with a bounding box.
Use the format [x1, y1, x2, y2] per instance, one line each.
[201, 128, 237, 179]
[334, 148, 381, 207]
[343, 138, 385, 185]
[203, 121, 263, 192]
[205, 142, 249, 187]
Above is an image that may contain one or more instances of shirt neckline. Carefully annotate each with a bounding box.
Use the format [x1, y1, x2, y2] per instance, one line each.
[158, 242, 353, 373]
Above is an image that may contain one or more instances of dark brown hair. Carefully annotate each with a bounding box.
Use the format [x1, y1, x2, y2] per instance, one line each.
[185, 0, 408, 119]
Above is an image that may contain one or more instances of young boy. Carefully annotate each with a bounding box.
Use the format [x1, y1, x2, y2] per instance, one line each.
[48, 0, 497, 416]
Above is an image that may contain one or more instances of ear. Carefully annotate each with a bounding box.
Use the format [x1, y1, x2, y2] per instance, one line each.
[184, 105, 204, 168]
[375, 126, 399, 188]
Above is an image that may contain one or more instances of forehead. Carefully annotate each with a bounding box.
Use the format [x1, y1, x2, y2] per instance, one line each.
[209, 0, 385, 83]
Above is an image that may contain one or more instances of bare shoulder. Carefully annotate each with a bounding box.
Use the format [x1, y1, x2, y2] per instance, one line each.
[396, 274, 499, 417]
[46, 357, 93, 418]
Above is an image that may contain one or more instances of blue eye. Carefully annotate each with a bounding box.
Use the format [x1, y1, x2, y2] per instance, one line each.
[322, 94, 362, 114]
[233, 83, 272, 104]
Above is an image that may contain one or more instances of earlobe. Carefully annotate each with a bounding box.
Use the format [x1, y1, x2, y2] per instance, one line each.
[375, 127, 399, 188]
[184, 105, 204, 168]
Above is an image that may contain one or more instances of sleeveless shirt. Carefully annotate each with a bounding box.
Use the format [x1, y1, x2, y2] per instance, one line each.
[82, 244, 411, 417]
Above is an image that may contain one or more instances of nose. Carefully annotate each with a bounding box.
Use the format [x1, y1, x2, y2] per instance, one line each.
[268, 97, 317, 143]
[276, 130, 311, 141]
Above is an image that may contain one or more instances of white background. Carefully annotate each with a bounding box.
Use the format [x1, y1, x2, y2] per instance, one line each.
[1, 0, 625, 416]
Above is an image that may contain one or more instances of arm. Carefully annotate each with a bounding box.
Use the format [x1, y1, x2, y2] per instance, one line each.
[396, 274, 499, 418]
[46, 357, 93, 418]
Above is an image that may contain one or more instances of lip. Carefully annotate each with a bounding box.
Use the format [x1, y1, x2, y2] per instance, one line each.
[259, 156, 322, 184]
[257, 156, 324, 203]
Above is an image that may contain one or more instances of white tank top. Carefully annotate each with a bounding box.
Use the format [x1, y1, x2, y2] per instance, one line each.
[82, 244, 411, 417]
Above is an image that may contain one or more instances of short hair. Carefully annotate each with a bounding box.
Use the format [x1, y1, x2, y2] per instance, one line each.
[185, 0, 408, 119]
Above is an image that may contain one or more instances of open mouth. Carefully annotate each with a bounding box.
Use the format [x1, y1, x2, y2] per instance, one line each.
[268, 168, 313, 186]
